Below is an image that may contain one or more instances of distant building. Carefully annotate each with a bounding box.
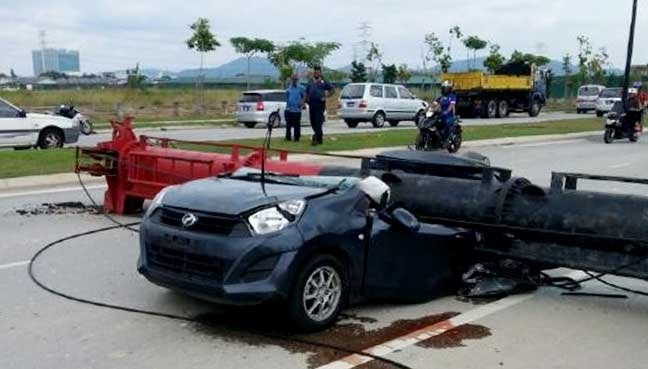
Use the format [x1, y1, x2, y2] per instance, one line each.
[32, 49, 80, 76]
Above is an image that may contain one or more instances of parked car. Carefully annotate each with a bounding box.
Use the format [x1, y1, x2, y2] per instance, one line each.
[337, 83, 428, 128]
[236, 90, 310, 129]
[138, 170, 473, 331]
[0, 97, 80, 149]
[595, 87, 623, 117]
[576, 85, 605, 114]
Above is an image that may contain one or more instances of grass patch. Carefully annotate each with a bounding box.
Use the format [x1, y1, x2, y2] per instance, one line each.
[0, 149, 76, 179]
[0, 118, 600, 179]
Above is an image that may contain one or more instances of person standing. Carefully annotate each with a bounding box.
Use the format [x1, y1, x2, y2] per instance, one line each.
[305, 66, 333, 145]
[285, 74, 305, 141]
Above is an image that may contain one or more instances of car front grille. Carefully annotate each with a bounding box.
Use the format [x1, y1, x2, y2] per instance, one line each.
[146, 242, 225, 282]
[154, 206, 250, 237]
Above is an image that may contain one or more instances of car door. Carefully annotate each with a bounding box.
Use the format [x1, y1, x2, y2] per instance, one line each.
[0, 99, 32, 147]
[383, 85, 400, 120]
[398, 86, 418, 120]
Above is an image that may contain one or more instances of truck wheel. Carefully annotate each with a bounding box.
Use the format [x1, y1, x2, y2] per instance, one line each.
[529, 101, 541, 117]
[344, 119, 359, 128]
[38, 128, 64, 149]
[372, 112, 386, 128]
[243, 122, 257, 128]
[497, 100, 509, 118]
[287, 255, 347, 332]
[484, 100, 497, 119]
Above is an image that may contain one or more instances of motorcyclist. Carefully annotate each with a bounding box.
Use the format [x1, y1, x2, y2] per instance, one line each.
[435, 80, 457, 145]
[625, 87, 641, 133]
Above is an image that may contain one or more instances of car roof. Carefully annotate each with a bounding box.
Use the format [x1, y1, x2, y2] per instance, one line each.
[345, 83, 403, 87]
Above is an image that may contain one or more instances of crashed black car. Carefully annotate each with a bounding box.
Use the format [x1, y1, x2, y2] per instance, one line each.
[138, 169, 475, 331]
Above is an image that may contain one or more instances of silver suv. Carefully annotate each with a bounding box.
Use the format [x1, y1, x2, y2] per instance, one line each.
[337, 83, 428, 128]
[236, 89, 309, 129]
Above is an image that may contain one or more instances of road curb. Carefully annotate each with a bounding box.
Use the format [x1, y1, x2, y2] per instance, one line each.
[1, 130, 600, 192]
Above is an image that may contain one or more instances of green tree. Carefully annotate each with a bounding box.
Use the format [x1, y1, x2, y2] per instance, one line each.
[229, 37, 275, 89]
[510, 50, 550, 66]
[350, 61, 368, 82]
[589, 47, 609, 85]
[186, 17, 220, 106]
[576, 35, 592, 85]
[366, 42, 383, 82]
[269, 40, 340, 85]
[326, 69, 347, 84]
[562, 54, 574, 98]
[424, 32, 452, 73]
[10, 69, 16, 79]
[396, 64, 412, 84]
[126, 63, 146, 89]
[382, 64, 397, 83]
[448, 25, 463, 58]
[39, 71, 68, 79]
[483, 44, 505, 73]
[463, 36, 488, 70]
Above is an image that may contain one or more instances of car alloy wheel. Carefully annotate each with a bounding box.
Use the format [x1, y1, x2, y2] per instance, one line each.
[302, 265, 342, 322]
[39, 129, 64, 149]
[373, 112, 386, 128]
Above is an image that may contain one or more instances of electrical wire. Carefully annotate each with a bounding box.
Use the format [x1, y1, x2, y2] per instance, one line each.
[583, 271, 648, 297]
[26, 174, 412, 369]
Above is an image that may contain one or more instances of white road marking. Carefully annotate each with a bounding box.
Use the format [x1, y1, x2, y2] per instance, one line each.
[0, 260, 30, 271]
[609, 163, 631, 169]
[0, 185, 105, 199]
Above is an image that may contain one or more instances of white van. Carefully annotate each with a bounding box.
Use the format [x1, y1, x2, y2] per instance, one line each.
[576, 85, 605, 114]
[337, 83, 428, 128]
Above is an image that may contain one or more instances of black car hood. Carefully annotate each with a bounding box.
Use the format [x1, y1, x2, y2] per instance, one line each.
[162, 177, 330, 215]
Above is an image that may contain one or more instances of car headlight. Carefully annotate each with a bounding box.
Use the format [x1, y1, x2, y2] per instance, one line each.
[248, 200, 305, 235]
[145, 186, 173, 218]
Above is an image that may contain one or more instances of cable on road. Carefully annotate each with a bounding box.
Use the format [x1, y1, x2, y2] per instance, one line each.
[27, 222, 412, 369]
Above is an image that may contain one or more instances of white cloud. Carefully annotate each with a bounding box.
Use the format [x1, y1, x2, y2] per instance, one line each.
[0, 0, 646, 76]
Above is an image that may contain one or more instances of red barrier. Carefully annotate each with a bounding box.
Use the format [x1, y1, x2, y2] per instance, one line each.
[76, 118, 324, 214]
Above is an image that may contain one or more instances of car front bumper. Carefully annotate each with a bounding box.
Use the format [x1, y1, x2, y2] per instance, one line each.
[63, 127, 80, 144]
[138, 216, 302, 305]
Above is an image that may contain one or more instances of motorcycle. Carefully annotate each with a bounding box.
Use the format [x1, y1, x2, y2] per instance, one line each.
[603, 102, 642, 144]
[55, 105, 93, 135]
[414, 109, 462, 153]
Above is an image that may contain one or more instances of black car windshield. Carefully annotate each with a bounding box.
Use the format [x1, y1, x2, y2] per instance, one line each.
[229, 169, 358, 191]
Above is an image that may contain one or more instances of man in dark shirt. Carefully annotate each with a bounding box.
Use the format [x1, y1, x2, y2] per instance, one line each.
[305, 66, 333, 145]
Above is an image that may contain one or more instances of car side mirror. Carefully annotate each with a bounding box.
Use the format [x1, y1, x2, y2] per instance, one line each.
[17, 109, 27, 118]
[390, 208, 420, 232]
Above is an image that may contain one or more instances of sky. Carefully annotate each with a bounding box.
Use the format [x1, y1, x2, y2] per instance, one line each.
[1, 0, 647, 76]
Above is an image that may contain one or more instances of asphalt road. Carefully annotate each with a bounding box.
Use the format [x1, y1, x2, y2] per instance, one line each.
[76, 112, 588, 146]
[3, 134, 648, 369]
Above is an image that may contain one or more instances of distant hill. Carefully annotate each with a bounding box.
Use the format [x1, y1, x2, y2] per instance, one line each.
[176, 57, 278, 79]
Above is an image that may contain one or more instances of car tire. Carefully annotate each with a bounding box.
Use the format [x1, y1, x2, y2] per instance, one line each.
[38, 128, 64, 149]
[243, 122, 257, 129]
[372, 112, 386, 128]
[388, 120, 399, 127]
[344, 119, 359, 128]
[497, 100, 509, 118]
[596, 110, 604, 118]
[269, 113, 281, 128]
[286, 254, 347, 332]
[576, 109, 582, 114]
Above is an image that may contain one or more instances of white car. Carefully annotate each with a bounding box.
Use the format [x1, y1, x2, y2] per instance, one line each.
[576, 85, 605, 114]
[0, 97, 80, 149]
[337, 83, 428, 128]
[595, 87, 623, 117]
[236, 90, 311, 129]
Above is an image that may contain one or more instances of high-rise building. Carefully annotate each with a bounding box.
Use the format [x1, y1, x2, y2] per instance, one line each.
[32, 49, 80, 76]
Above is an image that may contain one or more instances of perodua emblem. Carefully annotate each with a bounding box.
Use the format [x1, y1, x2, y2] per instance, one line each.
[181, 213, 198, 228]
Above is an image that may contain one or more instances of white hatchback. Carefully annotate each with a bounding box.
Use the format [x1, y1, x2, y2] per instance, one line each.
[236, 90, 310, 129]
[0, 97, 80, 149]
[595, 87, 623, 117]
[337, 83, 428, 128]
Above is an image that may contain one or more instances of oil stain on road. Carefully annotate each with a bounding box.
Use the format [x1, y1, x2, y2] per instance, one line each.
[193, 310, 491, 369]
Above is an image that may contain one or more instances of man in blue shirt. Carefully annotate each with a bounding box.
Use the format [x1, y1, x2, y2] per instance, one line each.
[285, 74, 305, 141]
[305, 66, 333, 145]
[435, 80, 457, 143]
